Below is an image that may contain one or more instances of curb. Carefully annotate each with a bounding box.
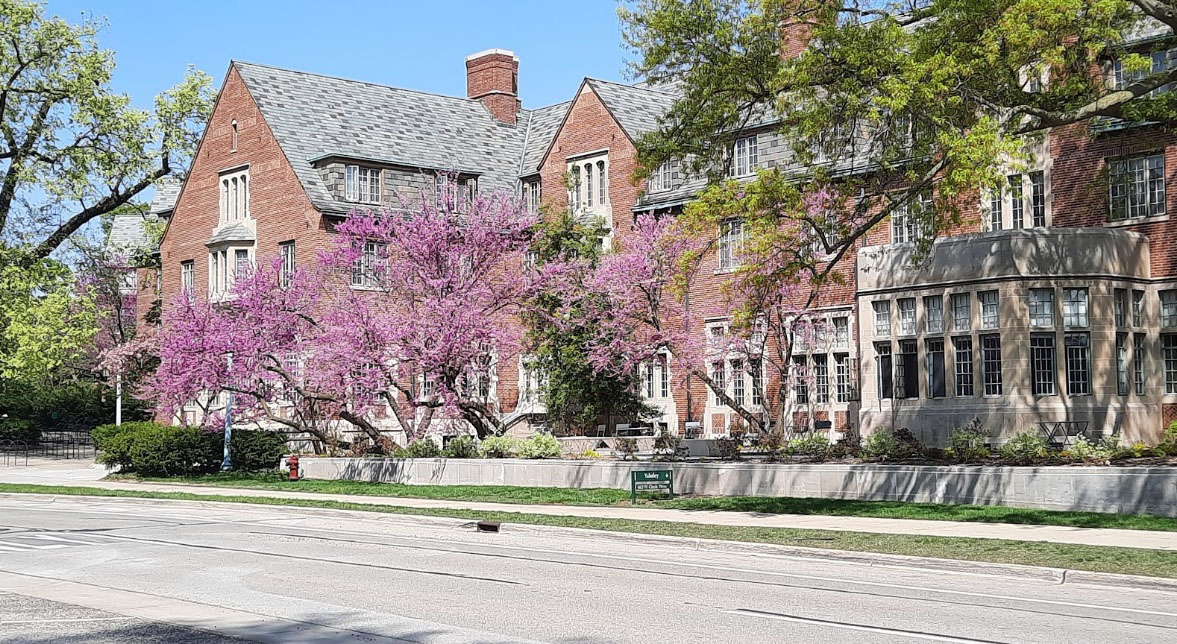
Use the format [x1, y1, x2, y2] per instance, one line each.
[509, 521, 1177, 592]
[4, 488, 1177, 592]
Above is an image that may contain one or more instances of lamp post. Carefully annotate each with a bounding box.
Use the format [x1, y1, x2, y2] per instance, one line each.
[222, 351, 233, 471]
[114, 370, 123, 427]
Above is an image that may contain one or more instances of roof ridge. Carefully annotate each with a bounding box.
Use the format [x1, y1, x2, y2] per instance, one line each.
[232, 60, 490, 107]
[587, 76, 678, 95]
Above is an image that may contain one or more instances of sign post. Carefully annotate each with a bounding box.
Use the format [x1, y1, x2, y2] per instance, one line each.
[631, 469, 674, 503]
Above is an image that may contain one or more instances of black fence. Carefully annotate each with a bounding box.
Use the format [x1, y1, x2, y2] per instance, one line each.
[0, 428, 94, 466]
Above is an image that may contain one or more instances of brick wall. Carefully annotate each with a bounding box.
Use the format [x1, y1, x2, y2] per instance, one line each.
[1051, 122, 1177, 278]
[159, 65, 329, 323]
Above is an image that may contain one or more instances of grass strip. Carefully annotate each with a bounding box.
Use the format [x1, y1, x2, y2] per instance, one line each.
[3, 482, 1177, 579]
[117, 472, 1177, 533]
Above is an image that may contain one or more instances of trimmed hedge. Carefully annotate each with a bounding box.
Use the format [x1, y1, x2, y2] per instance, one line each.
[93, 422, 286, 476]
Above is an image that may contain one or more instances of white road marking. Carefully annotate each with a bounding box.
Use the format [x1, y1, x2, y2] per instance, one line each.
[727, 609, 1004, 643]
[22, 534, 99, 545]
[277, 528, 1177, 619]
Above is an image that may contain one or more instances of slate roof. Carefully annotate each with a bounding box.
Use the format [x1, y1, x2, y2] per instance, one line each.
[586, 78, 679, 142]
[234, 61, 536, 214]
[206, 222, 256, 246]
[149, 177, 182, 216]
[106, 212, 153, 251]
[518, 101, 571, 176]
[228, 62, 703, 216]
[105, 178, 181, 253]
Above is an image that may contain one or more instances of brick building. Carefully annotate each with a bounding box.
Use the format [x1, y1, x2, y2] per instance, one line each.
[156, 20, 1175, 444]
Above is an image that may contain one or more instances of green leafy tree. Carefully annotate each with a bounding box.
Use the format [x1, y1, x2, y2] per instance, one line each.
[622, 0, 1177, 284]
[0, 244, 95, 380]
[525, 209, 658, 434]
[0, 0, 214, 259]
[622, 0, 1176, 430]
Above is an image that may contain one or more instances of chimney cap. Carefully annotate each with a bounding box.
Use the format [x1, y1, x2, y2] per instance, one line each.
[465, 48, 518, 62]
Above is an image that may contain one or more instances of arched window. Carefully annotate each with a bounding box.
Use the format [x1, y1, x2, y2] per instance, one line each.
[221, 179, 229, 223]
[570, 165, 581, 210]
[230, 177, 239, 221]
[231, 120, 238, 152]
[597, 160, 606, 204]
[585, 162, 593, 208]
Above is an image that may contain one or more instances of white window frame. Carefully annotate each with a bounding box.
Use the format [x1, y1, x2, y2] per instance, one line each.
[567, 153, 609, 217]
[350, 240, 386, 289]
[180, 260, 195, 303]
[890, 191, 932, 244]
[1029, 288, 1055, 328]
[950, 293, 971, 332]
[1162, 290, 1177, 328]
[279, 241, 296, 289]
[897, 298, 916, 336]
[1062, 288, 1089, 328]
[729, 135, 758, 177]
[345, 165, 382, 204]
[1109, 153, 1166, 221]
[717, 218, 744, 271]
[648, 161, 672, 193]
[873, 300, 891, 338]
[218, 167, 250, 226]
[978, 290, 999, 330]
[923, 295, 943, 334]
[523, 179, 541, 214]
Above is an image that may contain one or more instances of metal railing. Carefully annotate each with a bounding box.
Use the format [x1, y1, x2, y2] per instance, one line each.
[0, 429, 94, 466]
[0, 439, 29, 466]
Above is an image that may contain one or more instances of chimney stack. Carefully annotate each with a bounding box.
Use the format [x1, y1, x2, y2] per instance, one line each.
[465, 49, 520, 125]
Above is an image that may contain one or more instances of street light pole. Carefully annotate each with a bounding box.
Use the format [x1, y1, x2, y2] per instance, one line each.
[115, 370, 123, 427]
[222, 352, 233, 471]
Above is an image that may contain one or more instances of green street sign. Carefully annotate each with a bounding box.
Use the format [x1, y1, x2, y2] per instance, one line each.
[631, 469, 674, 502]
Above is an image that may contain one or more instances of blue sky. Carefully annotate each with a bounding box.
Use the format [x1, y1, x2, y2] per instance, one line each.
[47, 1, 632, 111]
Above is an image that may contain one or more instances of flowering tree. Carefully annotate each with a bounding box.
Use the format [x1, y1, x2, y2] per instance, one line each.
[152, 178, 538, 447]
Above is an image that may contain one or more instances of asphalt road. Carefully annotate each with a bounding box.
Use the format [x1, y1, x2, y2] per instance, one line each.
[1, 495, 1176, 643]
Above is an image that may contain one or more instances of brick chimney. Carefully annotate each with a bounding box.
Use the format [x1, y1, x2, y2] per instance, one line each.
[466, 49, 520, 125]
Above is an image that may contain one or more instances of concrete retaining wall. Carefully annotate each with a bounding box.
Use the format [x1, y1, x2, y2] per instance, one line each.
[298, 458, 1177, 517]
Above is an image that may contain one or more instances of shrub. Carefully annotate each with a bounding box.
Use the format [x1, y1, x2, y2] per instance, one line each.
[94, 422, 165, 472]
[230, 430, 287, 471]
[1000, 431, 1049, 464]
[443, 435, 479, 459]
[1064, 437, 1112, 464]
[580, 449, 603, 459]
[0, 418, 39, 442]
[654, 429, 683, 460]
[480, 435, 521, 458]
[398, 439, 442, 459]
[788, 434, 831, 460]
[519, 433, 563, 459]
[946, 424, 990, 463]
[122, 424, 222, 476]
[712, 437, 741, 461]
[861, 430, 918, 461]
[93, 422, 284, 475]
[614, 437, 638, 460]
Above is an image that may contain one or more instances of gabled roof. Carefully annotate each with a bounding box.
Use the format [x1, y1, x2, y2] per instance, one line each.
[106, 212, 154, 251]
[206, 222, 256, 246]
[518, 100, 571, 176]
[585, 78, 680, 142]
[105, 177, 181, 253]
[233, 61, 536, 214]
[149, 177, 182, 216]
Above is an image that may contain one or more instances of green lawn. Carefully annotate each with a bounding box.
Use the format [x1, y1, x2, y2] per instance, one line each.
[2, 481, 1176, 579]
[114, 471, 1177, 532]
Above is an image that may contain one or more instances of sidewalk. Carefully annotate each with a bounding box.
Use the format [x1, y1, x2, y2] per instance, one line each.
[4, 468, 1177, 551]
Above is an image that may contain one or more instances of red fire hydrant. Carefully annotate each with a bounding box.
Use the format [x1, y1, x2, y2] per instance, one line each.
[288, 454, 300, 481]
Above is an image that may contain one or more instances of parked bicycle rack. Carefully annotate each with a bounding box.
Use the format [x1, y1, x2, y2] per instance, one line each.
[0, 439, 30, 466]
